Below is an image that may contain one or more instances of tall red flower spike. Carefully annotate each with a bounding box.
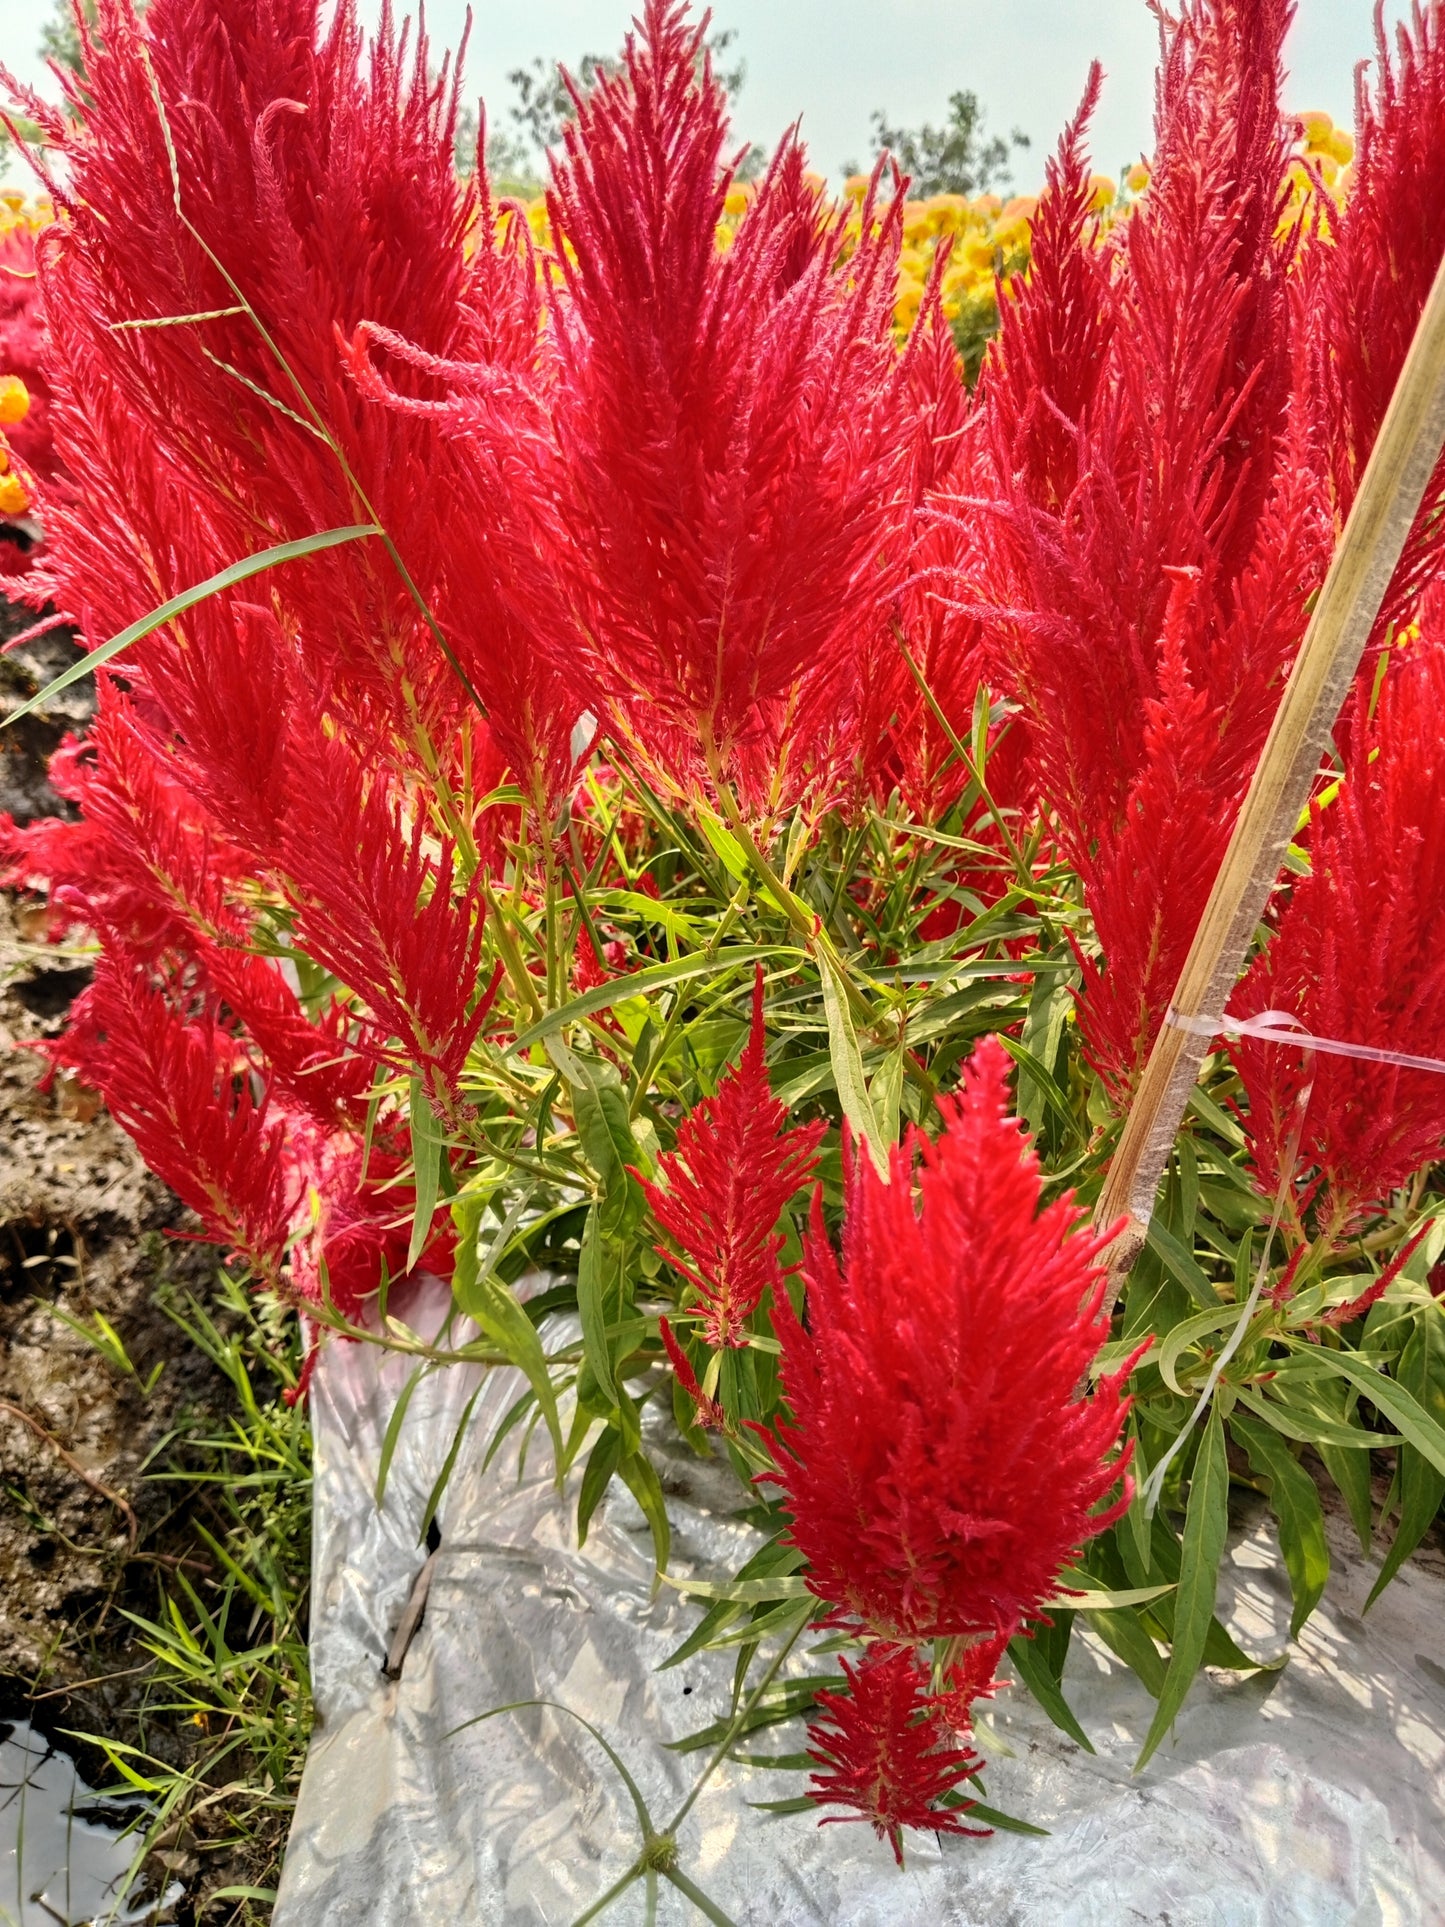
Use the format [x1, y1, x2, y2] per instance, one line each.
[765, 1037, 1137, 1640]
[974, 0, 1336, 1099]
[11, 0, 490, 752]
[540, 1, 913, 812]
[639, 968, 823, 1348]
[1232, 637, 1445, 1240]
[1310, 1, 1445, 706]
[805, 1642, 986, 1864]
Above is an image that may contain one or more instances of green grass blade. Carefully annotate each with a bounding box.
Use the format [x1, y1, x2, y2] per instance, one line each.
[507, 945, 796, 1055]
[1, 524, 380, 726]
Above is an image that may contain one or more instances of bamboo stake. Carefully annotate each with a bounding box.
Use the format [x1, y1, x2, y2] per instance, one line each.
[1094, 246, 1445, 1304]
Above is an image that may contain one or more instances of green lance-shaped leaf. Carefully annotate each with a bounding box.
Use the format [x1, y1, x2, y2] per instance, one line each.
[2, 524, 381, 726]
[1310, 1346, 1445, 1479]
[1365, 1306, 1445, 1607]
[618, 1449, 671, 1577]
[452, 1196, 564, 1471]
[1007, 1626, 1094, 1754]
[1231, 1412, 1329, 1638]
[1136, 1402, 1230, 1772]
[508, 945, 795, 1056]
[819, 953, 888, 1176]
[407, 1075, 444, 1274]
[576, 1208, 641, 1455]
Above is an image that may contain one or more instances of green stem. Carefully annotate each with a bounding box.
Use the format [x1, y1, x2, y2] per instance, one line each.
[893, 628, 1032, 889]
[664, 1617, 808, 1836]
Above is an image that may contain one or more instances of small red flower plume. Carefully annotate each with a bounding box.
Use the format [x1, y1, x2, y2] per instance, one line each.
[279, 728, 499, 1109]
[289, 1136, 456, 1321]
[657, 1315, 725, 1431]
[805, 1642, 986, 1864]
[639, 968, 823, 1348]
[764, 1037, 1137, 1641]
[58, 952, 293, 1283]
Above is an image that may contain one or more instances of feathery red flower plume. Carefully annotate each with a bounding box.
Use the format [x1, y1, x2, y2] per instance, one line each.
[639, 968, 823, 1348]
[12, 0, 487, 748]
[0, 701, 253, 954]
[289, 1136, 456, 1320]
[976, 1, 1333, 1097]
[540, 1, 913, 810]
[934, 1632, 1010, 1737]
[58, 952, 293, 1282]
[805, 1642, 986, 1864]
[764, 1037, 1136, 1640]
[1232, 637, 1445, 1239]
[279, 728, 498, 1109]
[1310, 0, 1445, 692]
[657, 1315, 725, 1430]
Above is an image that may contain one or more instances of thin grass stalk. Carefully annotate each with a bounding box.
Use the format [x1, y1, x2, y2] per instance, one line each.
[1094, 246, 1445, 1304]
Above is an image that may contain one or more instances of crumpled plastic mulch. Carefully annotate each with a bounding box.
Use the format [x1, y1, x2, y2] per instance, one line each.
[274, 1280, 1445, 1925]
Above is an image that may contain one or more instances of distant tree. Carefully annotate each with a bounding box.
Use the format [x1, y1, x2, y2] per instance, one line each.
[864, 90, 1029, 196]
[38, 0, 120, 76]
[459, 27, 748, 186]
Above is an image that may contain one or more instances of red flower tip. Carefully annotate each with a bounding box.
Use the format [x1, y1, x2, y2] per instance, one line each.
[766, 1035, 1135, 1641]
[658, 1315, 725, 1431]
[934, 1631, 1011, 1736]
[641, 966, 823, 1348]
[806, 1642, 987, 1864]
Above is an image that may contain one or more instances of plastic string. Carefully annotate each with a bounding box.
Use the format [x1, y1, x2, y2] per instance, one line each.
[1166, 1005, 1445, 1076]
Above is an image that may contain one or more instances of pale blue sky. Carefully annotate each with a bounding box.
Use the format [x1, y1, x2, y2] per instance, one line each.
[0, 0, 1416, 185]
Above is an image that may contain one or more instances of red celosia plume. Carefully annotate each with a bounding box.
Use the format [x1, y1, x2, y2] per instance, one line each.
[764, 1037, 1136, 1640]
[805, 1642, 985, 1863]
[1309, 0, 1445, 698]
[640, 968, 823, 1348]
[974, 0, 1335, 1098]
[58, 951, 293, 1283]
[1232, 636, 1445, 1239]
[280, 727, 498, 1109]
[539, 1, 914, 811]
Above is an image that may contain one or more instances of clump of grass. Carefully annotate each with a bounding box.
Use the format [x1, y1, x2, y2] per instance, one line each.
[71, 1270, 314, 1926]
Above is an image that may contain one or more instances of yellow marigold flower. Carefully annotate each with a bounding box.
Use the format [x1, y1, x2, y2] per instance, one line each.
[1089, 174, 1117, 211]
[1126, 160, 1151, 193]
[0, 376, 30, 425]
[894, 278, 926, 328]
[723, 184, 750, 217]
[0, 470, 30, 516]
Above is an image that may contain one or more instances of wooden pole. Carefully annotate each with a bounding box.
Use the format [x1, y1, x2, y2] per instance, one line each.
[1094, 247, 1445, 1303]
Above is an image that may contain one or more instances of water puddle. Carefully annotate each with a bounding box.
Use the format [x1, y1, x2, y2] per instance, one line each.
[0, 1722, 181, 1926]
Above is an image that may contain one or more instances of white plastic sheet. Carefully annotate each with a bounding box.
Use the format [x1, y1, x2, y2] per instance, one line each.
[274, 1280, 1445, 1924]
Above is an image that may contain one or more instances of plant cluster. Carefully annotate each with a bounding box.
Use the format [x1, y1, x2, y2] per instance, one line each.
[2, 0, 1445, 1882]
